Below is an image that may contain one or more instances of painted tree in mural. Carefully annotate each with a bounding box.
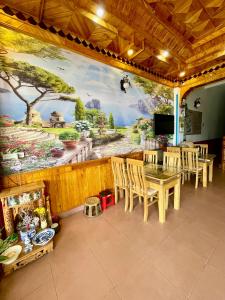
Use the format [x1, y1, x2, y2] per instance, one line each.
[0, 27, 65, 60]
[133, 75, 173, 114]
[109, 112, 115, 129]
[75, 98, 85, 120]
[0, 57, 75, 125]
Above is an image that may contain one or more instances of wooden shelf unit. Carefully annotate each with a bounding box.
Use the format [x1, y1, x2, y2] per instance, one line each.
[0, 181, 45, 237]
[3, 241, 53, 276]
[0, 181, 54, 276]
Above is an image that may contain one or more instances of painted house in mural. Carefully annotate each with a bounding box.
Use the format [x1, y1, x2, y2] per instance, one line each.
[0, 27, 174, 175]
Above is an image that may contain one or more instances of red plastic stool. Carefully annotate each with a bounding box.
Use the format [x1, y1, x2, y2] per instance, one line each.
[99, 191, 115, 211]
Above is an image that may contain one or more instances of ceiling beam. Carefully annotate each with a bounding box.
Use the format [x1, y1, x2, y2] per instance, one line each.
[75, 6, 118, 35]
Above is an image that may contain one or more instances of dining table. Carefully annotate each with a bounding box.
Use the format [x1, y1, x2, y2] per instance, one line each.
[198, 154, 216, 187]
[144, 163, 182, 224]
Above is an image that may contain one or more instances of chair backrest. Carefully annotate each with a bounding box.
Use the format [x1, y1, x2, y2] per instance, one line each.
[181, 148, 199, 171]
[111, 157, 127, 188]
[163, 152, 181, 168]
[143, 150, 158, 164]
[167, 146, 181, 153]
[126, 158, 145, 194]
[195, 144, 208, 156]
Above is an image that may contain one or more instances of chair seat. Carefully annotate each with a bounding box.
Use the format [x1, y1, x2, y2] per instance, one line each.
[190, 167, 203, 173]
[147, 188, 157, 197]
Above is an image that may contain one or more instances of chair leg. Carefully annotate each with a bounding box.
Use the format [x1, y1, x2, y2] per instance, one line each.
[188, 172, 191, 181]
[195, 172, 199, 189]
[129, 190, 133, 212]
[165, 190, 169, 210]
[115, 186, 118, 204]
[139, 196, 142, 204]
[182, 172, 185, 185]
[124, 188, 129, 212]
[143, 196, 148, 223]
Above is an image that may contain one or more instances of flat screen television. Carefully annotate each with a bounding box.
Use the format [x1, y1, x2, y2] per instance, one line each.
[154, 114, 174, 135]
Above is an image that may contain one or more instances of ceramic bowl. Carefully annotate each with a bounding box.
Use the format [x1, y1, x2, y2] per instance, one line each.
[1, 245, 22, 265]
[32, 228, 55, 246]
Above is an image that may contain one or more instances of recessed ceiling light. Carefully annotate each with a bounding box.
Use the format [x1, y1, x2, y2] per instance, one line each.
[96, 7, 104, 18]
[179, 71, 186, 77]
[127, 49, 134, 56]
[162, 50, 169, 58]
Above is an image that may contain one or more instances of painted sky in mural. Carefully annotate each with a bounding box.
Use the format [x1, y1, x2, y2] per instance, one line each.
[0, 26, 174, 175]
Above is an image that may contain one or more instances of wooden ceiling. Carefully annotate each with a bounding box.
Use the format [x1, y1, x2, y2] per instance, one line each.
[1, 0, 225, 84]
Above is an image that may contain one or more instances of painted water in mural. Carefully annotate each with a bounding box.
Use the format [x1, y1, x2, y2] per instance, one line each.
[0, 27, 174, 175]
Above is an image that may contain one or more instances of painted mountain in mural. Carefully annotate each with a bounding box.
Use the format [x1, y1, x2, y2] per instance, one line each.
[0, 26, 174, 175]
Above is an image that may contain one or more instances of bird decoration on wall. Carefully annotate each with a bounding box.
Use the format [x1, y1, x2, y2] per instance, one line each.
[194, 97, 201, 109]
[120, 75, 132, 93]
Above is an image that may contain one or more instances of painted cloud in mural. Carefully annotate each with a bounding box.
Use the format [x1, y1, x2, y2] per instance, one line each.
[0, 26, 174, 175]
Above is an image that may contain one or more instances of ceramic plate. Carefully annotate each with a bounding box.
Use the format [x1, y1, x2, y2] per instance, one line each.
[1, 245, 22, 265]
[32, 228, 55, 246]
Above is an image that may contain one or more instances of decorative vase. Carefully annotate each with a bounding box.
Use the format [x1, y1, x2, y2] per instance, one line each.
[40, 219, 47, 229]
[62, 140, 77, 150]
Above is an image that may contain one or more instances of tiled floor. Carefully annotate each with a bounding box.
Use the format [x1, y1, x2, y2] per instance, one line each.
[1, 168, 225, 300]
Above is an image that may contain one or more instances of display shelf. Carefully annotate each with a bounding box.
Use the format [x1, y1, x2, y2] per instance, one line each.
[3, 240, 53, 276]
[0, 181, 45, 236]
[0, 181, 45, 199]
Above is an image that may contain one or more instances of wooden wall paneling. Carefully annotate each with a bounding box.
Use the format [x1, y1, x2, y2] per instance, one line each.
[2, 154, 145, 215]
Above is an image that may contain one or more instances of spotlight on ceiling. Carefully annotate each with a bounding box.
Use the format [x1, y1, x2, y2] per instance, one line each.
[127, 49, 134, 56]
[179, 71, 186, 77]
[96, 7, 104, 18]
[161, 50, 169, 58]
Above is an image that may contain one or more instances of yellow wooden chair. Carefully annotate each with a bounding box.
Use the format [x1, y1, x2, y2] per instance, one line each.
[167, 146, 181, 153]
[163, 152, 181, 209]
[195, 144, 208, 156]
[126, 158, 158, 222]
[143, 150, 158, 164]
[111, 157, 129, 212]
[181, 148, 203, 189]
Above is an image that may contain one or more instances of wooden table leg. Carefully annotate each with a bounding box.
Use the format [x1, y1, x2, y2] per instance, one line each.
[203, 162, 207, 188]
[174, 177, 181, 210]
[158, 185, 165, 224]
[209, 161, 213, 182]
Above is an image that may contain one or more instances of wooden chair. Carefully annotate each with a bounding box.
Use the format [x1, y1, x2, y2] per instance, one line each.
[167, 146, 181, 153]
[181, 148, 203, 189]
[163, 152, 181, 209]
[195, 144, 208, 156]
[111, 157, 129, 212]
[163, 152, 181, 169]
[126, 158, 158, 222]
[143, 150, 158, 164]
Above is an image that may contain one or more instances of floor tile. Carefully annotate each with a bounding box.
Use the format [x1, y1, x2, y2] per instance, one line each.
[189, 265, 225, 300]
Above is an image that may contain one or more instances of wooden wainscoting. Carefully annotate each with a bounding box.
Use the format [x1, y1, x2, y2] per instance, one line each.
[0, 152, 143, 214]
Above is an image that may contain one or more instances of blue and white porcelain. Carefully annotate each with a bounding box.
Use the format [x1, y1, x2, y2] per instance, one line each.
[32, 228, 55, 246]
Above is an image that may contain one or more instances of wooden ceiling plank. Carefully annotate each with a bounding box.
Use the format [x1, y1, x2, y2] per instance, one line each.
[0, 11, 174, 87]
[142, 0, 193, 52]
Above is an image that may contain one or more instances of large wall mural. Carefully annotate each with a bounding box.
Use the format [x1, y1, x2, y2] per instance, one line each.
[0, 26, 174, 175]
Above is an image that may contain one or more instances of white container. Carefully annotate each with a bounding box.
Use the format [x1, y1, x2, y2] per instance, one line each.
[2, 153, 18, 160]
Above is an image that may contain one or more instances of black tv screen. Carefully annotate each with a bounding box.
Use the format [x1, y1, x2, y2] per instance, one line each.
[154, 114, 174, 135]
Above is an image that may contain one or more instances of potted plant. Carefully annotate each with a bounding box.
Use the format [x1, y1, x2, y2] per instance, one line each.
[51, 147, 64, 158]
[74, 120, 91, 141]
[157, 135, 168, 148]
[59, 131, 80, 149]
